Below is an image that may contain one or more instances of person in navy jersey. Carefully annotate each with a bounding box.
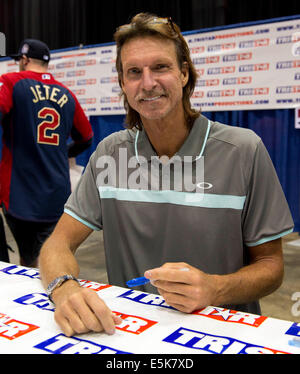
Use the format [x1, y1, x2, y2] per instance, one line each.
[0, 39, 93, 267]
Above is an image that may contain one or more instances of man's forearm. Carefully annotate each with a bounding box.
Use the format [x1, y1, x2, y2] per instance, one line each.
[146, 239, 284, 313]
[38, 214, 120, 336]
[212, 256, 284, 307]
[38, 212, 92, 289]
[38, 236, 80, 289]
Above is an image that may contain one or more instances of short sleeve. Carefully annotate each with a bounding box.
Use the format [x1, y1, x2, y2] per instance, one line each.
[242, 139, 294, 246]
[70, 93, 93, 142]
[64, 151, 102, 231]
[0, 75, 13, 119]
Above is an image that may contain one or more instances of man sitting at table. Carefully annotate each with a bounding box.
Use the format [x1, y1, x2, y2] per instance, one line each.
[39, 13, 294, 337]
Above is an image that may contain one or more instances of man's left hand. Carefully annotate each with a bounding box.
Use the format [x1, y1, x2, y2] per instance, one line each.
[144, 262, 218, 313]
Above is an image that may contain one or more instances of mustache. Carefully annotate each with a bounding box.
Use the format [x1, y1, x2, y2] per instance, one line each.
[135, 91, 166, 101]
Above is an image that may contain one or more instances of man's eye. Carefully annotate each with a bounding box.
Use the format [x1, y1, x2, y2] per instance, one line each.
[127, 68, 140, 75]
[155, 64, 168, 71]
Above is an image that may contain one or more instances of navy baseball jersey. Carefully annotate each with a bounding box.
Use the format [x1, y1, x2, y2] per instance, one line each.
[0, 70, 93, 222]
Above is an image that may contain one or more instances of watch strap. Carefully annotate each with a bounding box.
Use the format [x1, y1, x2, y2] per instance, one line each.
[46, 274, 79, 303]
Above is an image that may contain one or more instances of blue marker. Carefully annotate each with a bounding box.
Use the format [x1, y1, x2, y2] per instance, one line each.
[126, 267, 189, 288]
[126, 276, 150, 287]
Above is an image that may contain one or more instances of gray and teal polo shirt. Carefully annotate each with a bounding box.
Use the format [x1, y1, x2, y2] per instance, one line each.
[64, 114, 294, 314]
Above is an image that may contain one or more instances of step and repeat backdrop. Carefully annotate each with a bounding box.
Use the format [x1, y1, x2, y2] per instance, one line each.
[0, 16, 299, 115]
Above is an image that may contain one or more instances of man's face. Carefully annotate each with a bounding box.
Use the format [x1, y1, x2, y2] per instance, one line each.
[120, 36, 189, 123]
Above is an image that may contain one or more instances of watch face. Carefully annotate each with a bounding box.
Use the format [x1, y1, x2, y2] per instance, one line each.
[46, 275, 77, 298]
[54, 277, 64, 288]
[47, 275, 69, 295]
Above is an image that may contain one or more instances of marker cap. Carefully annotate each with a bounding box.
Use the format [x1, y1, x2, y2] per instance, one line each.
[126, 276, 150, 287]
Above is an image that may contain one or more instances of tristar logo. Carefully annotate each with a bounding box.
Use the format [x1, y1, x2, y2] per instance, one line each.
[163, 327, 289, 354]
[113, 311, 157, 334]
[285, 322, 300, 337]
[193, 306, 267, 327]
[34, 333, 131, 354]
[13, 282, 112, 311]
[0, 312, 39, 340]
[118, 289, 174, 310]
[14, 293, 55, 312]
[0, 264, 40, 279]
[78, 279, 112, 292]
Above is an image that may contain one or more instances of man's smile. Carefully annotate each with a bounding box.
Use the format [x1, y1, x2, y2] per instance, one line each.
[138, 94, 167, 103]
[141, 95, 162, 102]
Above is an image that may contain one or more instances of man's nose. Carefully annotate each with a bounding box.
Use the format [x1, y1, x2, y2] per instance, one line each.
[140, 68, 157, 91]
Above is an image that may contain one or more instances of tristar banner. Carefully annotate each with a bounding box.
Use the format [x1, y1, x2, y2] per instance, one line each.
[188, 16, 300, 112]
[0, 261, 299, 355]
[0, 16, 299, 115]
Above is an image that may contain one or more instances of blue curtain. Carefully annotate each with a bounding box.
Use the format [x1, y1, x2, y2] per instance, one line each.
[75, 114, 126, 166]
[76, 109, 300, 232]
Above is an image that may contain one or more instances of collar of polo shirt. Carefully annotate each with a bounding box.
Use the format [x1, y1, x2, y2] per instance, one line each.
[134, 115, 211, 164]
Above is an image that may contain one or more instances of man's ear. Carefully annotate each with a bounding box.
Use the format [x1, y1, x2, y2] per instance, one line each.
[181, 62, 189, 87]
[23, 56, 30, 65]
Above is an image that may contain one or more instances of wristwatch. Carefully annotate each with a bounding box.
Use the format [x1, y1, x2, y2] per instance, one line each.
[46, 274, 79, 303]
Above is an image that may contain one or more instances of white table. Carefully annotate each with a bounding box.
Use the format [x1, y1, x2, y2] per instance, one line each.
[0, 261, 299, 356]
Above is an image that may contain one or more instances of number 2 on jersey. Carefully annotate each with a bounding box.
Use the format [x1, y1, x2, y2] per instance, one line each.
[37, 107, 60, 145]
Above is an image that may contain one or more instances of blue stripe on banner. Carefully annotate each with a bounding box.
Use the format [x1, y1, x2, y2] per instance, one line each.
[98, 186, 246, 210]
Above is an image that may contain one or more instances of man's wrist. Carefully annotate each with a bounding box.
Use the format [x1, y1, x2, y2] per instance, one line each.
[210, 273, 228, 307]
[46, 274, 80, 303]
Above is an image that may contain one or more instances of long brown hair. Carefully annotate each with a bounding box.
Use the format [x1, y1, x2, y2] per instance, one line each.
[114, 13, 200, 130]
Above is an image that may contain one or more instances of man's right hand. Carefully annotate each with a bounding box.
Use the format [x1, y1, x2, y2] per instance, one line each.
[51, 280, 122, 336]
[39, 213, 122, 336]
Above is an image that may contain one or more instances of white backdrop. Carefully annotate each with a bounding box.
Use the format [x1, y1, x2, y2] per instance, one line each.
[0, 16, 299, 115]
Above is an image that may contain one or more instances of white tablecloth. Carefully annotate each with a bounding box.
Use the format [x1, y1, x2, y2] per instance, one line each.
[0, 261, 299, 355]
